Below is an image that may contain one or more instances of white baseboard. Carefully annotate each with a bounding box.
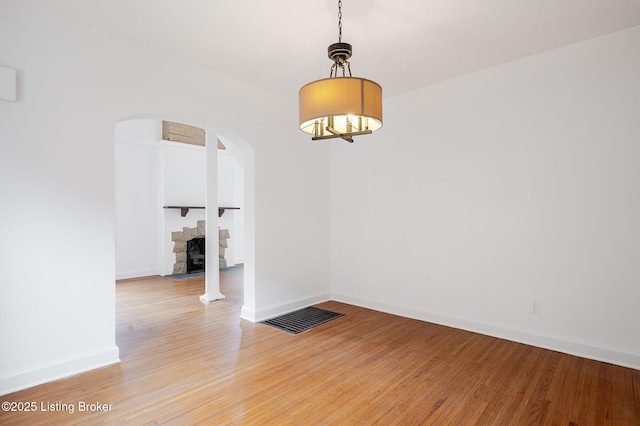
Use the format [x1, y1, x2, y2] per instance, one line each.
[0, 346, 120, 396]
[250, 293, 332, 323]
[332, 292, 640, 371]
[240, 306, 256, 322]
[115, 269, 158, 280]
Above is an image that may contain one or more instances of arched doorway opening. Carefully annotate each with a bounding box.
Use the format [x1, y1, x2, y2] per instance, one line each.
[113, 117, 255, 318]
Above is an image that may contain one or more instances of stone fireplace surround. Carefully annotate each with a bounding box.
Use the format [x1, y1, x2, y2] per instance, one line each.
[171, 220, 230, 274]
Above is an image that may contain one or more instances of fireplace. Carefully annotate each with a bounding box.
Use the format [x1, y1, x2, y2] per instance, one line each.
[170, 220, 231, 275]
[186, 237, 205, 274]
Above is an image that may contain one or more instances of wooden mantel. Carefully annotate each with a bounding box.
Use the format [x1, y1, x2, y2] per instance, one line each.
[163, 206, 240, 217]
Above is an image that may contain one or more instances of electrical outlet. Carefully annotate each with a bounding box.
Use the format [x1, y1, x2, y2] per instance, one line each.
[530, 300, 540, 315]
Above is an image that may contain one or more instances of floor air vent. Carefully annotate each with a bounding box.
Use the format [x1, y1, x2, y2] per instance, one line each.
[261, 306, 344, 335]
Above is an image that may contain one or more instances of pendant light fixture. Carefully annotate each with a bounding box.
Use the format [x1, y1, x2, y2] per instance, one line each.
[299, 0, 383, 143]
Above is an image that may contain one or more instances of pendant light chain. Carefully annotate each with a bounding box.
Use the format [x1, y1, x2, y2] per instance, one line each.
[330, 0, 351, 78]
[338, 0, 343, 42]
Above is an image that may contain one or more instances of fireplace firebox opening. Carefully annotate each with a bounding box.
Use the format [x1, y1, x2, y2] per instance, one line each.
[186, 237, 205, 274]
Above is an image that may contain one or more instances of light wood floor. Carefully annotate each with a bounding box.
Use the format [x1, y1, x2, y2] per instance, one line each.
[2, 270, 639, 425]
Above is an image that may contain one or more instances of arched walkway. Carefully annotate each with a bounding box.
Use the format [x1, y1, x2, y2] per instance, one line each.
[114, 116, 256, 318]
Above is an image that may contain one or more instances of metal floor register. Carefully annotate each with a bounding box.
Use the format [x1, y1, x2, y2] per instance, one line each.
[261, 306, 344, 335]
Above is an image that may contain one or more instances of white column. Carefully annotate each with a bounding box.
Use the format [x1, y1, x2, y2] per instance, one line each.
[200, 132, 225, 303]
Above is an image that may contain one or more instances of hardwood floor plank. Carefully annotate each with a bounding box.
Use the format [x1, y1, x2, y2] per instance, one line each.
[595, 362, 615, 425]
[1, 271, 638, 425]
[571, 358, 600, 425]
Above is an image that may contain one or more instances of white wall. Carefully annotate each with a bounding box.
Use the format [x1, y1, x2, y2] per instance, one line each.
[331, 26, 640, 369]
[218, 150, 245, 266]
[161, 143, 206, 206]
[0, 1, 331, 395]
[114, 120, 159, 279]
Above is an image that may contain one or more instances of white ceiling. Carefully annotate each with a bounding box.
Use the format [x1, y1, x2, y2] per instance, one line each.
[30, 0, 640, 99]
